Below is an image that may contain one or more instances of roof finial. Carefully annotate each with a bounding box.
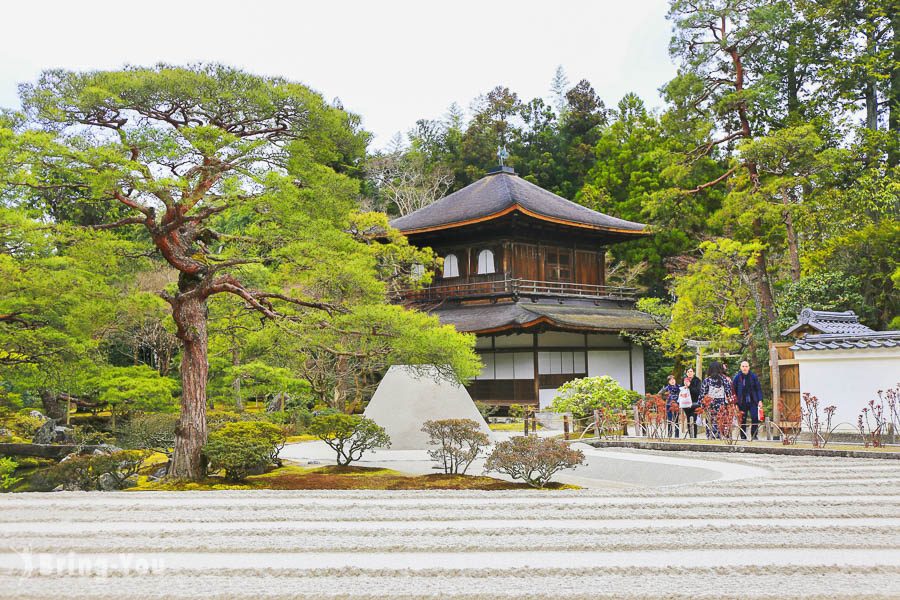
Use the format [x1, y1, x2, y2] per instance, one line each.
[497, 145, 509, 167]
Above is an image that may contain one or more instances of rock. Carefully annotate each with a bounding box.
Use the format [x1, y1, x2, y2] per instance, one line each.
[121, 476, 139, 489]
[93, 444, 123, 455]
[52, 426, 74, 444]
[98, 472, 119, 491]
[60, 452, 78, 463]
[32, 419, 57, 444]
[245, 463, 269, 476]
[148, 466, 168, 480]
[29, 410, 47, 421]
[52, 485, 65, 492]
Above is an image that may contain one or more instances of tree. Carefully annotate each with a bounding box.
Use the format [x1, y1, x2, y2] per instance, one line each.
[309, 414, 390, 466]
[1, 65, 472, 480]
[773, 271, 872, 334]
[667, 0, 782, 330]
[663, 238, 763, 358]
[288, 304, 480, 412]
[735, 125, 832, 282]
[421, 419, 490, 475]
[0, 207, 157, 418]
[578, 93, 725, 291]
[366, 149, 453, 216]
[204, 421, 285, 481]
[549, 376, 640, 420]
[484, 436, 585, 488]
[88, 365, 178, 429]
[550, 66, 570, 116]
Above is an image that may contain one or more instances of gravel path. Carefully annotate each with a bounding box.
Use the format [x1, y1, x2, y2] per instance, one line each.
[1, 451, 899, 599]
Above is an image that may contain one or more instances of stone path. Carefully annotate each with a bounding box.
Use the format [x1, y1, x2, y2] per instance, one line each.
[1, 451, 899, 598]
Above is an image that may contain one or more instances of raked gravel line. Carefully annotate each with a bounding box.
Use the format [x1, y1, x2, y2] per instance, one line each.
[1, 451, 899, 599]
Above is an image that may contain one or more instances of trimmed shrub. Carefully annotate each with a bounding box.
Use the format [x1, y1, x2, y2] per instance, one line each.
[207, 411, 250, 430]
[309, 414, 390, 466]
[118, 414, 178, 454]
[8, 413, 45, 440]
[508, 404, 526, 419]
[474, 401, 499, 420]
[549, 376, 640, 421]
[204, 421, 286, 481]
[264, 407, 314, 436]
[43, 450, 149, 491]
[422, 419, 490, 475]
[484, 436, 585, 488]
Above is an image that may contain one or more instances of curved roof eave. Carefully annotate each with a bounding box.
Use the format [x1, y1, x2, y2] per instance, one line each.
[388, 170, 649, 236]
[396, 204, 652, 236]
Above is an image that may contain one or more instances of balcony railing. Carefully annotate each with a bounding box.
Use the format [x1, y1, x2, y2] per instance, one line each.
[400, 276, 637, 303]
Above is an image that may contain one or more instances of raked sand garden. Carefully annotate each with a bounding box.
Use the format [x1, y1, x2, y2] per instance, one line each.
[1, 446, 899, 599]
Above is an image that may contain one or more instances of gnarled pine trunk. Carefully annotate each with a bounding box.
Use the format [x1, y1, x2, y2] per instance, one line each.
[169, 283, 209, 480]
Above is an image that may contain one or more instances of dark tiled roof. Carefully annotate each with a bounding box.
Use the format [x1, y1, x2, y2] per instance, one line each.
[428, 299, 660, 334]
[781, 307, 875, 337]
[389, 169, 648, 235]
[790, 331, 900, 351]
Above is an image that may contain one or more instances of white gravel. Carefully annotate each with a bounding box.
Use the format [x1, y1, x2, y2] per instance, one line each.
[1, 450, 898, 599]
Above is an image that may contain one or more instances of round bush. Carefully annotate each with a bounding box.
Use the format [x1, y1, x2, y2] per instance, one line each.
[204, 421, 285, 481]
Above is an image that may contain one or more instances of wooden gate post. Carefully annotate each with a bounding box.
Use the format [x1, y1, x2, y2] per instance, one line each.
[593, 409, 601, 439]
[563, 415, 570, 440]
[769, 342, 782, 427]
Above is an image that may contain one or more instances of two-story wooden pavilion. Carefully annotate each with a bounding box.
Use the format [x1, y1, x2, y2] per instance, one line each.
[391, 166, 659, 411]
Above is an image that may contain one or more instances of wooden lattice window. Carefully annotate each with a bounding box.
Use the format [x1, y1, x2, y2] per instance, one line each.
[545, 248, 571, 281]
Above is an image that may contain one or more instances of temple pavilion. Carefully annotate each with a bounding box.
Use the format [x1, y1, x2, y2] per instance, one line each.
[391, 166, 659, 411]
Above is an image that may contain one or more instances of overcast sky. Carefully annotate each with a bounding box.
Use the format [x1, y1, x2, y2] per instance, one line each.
[0, 1, 677, 148]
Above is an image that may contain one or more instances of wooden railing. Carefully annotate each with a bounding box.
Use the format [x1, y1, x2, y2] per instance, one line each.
[400, 276, 637, 303]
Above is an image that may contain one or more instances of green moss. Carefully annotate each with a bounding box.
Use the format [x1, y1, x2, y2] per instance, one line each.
[489, 422, 543, 431]
[125, 463, 581, 491]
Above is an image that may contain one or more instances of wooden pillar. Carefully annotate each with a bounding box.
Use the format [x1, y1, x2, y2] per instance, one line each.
[563, 415, 570, 440]
[532, 333, 540, 407]
[598, 248, 606, 287]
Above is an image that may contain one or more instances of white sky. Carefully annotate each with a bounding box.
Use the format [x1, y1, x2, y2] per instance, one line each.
[0, 0, 677, 148]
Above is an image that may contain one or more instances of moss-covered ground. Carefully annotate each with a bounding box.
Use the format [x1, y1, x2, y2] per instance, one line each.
[129, 464, 577, 491]
[488, 422, 542, 431]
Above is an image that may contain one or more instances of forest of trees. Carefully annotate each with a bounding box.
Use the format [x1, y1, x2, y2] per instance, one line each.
[369, 0, 898, 377]
[1, 0, 897, 479]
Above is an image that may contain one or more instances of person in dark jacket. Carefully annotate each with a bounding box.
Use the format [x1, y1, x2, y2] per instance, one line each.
[659, 375, 681, 438]
[699, 361, 734, 439]
[733, 360, 763, 440]
[682, 367, 701, 438]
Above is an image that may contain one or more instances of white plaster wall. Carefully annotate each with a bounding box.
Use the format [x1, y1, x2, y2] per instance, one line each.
[587, 350, 631, 390]
[795, 349, 900, 431]
[631, 345, 646, 395]
[538, 332, 586, 347]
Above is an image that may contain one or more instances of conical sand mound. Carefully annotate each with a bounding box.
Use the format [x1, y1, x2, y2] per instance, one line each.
[363, 365, 492, 450]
